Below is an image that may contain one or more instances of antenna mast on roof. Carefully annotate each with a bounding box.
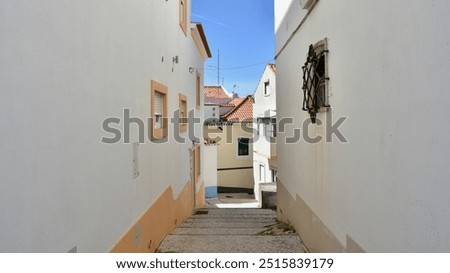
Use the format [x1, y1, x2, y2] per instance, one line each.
[217, 49, 220, 86]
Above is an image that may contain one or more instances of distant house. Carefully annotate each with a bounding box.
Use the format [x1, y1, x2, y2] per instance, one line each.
[252, 64, 277, 204]
[203, 87, 254, 194]
[203, 86, 246, 125]
[275, 0, 450, 252]
[204, 86, 230, 125]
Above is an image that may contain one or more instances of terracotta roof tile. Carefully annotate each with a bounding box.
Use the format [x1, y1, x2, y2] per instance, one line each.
[222, 96, 253, 123]
[220, 106, 234, 116]
[268, 63, 276, 73]
[205, 97, 232, 104]
[228, 97, 245, 106]
[204, 86, 231, 99]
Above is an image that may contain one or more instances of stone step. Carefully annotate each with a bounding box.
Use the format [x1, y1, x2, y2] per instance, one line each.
[157, 208, 306, 253]
[190, 214, 276, 219]
[179, 221, 276, 229]
[195, 208, 276, 215]
[157, 235, 305, 253]
[172, 227, 267, 235]
[183, 218, 277, 224]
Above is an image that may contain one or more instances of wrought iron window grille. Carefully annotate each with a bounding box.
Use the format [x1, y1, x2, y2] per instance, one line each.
[302, 44, 330, 123]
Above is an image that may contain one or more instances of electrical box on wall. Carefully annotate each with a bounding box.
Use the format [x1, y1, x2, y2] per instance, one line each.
[132, 142, 139, 179]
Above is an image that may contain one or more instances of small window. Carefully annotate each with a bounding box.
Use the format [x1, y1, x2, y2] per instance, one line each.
[151, 80, 168, 140]
[154, 92, 163, 128]
[196, 70, 201, 109]
[271, 170, 277, 183]
[179, 0, 188, 35]
[259, 164, 265, 182]
[179, 94, 187, 133]
[302, 38, 329, 123]
[258, 120, 264, 137]
[267, 118, 276, 138]
[264, 80, 270, 96]
[238, 138, 249, 156]
[256, 118, 262, 136]
[260, 118, 273, 138]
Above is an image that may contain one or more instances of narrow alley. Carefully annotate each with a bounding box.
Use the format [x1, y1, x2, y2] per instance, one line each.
[3, 0, 450, 260]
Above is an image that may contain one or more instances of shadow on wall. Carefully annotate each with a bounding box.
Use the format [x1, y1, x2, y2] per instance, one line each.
[277, 181, 365, 253]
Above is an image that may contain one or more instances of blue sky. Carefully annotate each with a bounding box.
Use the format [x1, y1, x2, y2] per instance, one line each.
[191, 0, 274, 97]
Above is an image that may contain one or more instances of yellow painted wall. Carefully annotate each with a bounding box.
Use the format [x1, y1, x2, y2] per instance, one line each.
[217, 169, 254, 189]
[204, 124, 254, 189]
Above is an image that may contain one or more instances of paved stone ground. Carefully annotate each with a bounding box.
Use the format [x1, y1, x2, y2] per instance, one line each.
[205, 193, 259, 208]
[157, 208, 308, 253]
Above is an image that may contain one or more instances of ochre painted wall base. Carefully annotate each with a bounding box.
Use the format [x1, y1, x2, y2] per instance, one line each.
[110, 181, 205, 253]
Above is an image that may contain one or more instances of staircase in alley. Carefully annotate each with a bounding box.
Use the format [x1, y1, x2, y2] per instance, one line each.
[157, 208, 307, 253]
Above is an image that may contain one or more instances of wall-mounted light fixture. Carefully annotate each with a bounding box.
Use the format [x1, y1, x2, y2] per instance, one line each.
[189, 67, 194, 73]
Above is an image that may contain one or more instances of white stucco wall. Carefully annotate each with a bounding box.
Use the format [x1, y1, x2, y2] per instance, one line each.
[0, 0, 206, 252]
[253, 65, 277, 200]
[274, 0, 296, 33]
[203, 145, 218, 196]
[253, 65, 277, 119]
[204, 104, 220, 122]
[275, 0, 307, 55]
[253, 65, 277, 159]
[276, 0, 450, 252]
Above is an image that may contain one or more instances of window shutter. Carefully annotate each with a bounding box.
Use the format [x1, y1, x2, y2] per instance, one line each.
[155, 92, 163, 115]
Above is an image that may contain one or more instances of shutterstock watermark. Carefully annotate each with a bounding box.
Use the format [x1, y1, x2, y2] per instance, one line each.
[101, 109, 349, 144]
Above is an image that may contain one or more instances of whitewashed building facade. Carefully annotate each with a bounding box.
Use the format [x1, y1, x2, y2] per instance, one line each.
[275, 0, 450, 252]
[253, 64, 277, 204]
[0, 0, 210, 252]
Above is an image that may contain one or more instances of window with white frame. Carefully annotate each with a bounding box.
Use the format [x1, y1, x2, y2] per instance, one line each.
[155, 92, 164, 128]
[258, 118, 276, 139]
[264, 80, 270, 96]
[271, 170, 277, 183]
[270, 119, 277, 138]
[237, 138, 249, 156]
[179, 94, 187, 133]
[259, 164, 265, 182]
[179, 0, 188, 35]
[151, 80, 168, 140]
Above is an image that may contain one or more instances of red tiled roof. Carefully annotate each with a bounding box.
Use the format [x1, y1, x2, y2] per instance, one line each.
[205, 97, 232, 105]
[228, 97, 245, 106]
[268, 63, 276, 73]
[222, 96, 253, 123]
[219, 106, 235, 116]
[204, 86, 231, 99]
